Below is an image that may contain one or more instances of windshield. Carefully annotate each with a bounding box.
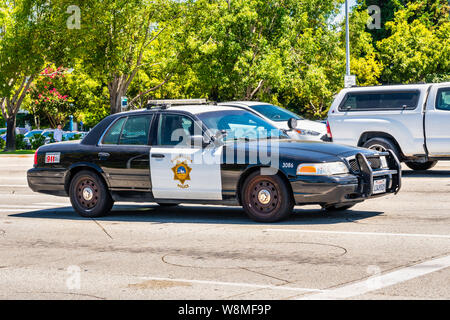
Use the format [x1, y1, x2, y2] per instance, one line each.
[25, 130, 43, 138]
[197, 110, 288, 141]
[250, 104, 303, 122]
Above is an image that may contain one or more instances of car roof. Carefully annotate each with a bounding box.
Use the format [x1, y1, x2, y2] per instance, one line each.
[340, 82, 450, 93]
[168, 104, 244, 114]
[219, 101, 273, 107]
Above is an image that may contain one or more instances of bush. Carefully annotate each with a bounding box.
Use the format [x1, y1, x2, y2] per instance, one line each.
[30, 134, 46, 150]
[0, 138, 5, 151]
[15, 134, 26, 150]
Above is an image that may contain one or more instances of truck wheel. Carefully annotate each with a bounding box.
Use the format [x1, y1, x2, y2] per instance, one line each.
[241, 171, 294, 222]
[69, 170, 114, 218]
[322, 203, 356, 211]
[405, 161, 438, 171]
[362, 137, 401, 160]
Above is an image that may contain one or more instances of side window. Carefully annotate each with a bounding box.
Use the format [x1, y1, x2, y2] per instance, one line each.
[340, 91, 420, 111]
[436, 88, 450, 111]
[102, 117, 126, 145]
[157, 114, 195, 146]
[119, 115, 153, 145]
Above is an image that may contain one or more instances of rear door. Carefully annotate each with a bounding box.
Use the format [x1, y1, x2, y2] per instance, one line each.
[425, 85, 450, 156]
[98, 114, 154, 190]
[150, 112, 223, 200]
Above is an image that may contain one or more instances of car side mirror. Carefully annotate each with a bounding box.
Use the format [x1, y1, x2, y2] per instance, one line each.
[190, 135, 211, 148]
[287, 118, 298, 130]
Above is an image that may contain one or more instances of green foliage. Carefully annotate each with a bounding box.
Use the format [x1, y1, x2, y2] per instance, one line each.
[30, 134, 45, 149]
[0, 137, 5, 151]
[15, 134, 26, 150]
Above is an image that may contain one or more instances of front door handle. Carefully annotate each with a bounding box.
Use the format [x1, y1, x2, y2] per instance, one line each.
[98, 152, 110, 160]
[151, 153, 165, 158]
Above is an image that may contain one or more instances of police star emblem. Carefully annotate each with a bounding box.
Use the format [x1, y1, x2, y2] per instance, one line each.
[171, 161, 192, 188]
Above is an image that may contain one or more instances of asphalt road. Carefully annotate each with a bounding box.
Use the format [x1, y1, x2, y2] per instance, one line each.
[0, 155, 449, 300]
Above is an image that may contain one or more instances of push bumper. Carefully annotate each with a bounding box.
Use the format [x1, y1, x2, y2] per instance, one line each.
[27, 167, 68, 196]
[290, 150, 401, 206]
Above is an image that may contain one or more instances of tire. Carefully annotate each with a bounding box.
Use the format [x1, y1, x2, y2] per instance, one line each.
[69, 170, 114, 218]
[241, 171, 294, 222]
[405, 160, 438, 171]
[322, 203, 356, 212]
[362, 137, 401, 160]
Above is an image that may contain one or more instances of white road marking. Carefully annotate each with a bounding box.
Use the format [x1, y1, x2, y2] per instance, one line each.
[138, 276, 328, 293]
[299, 254, 450, 300]
[0, 204, 54, 208]
[0, 185, 28, 187]
[34, 202, 70, 206]
[266, 228, 450, 239]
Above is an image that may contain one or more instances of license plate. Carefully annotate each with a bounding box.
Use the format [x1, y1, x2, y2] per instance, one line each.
[373, 179, 386, 194]
[45, 152, 60, 164]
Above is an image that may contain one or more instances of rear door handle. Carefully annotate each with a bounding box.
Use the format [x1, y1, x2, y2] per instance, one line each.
[98, 152, 110, 159]
[151, 153, 165, 158]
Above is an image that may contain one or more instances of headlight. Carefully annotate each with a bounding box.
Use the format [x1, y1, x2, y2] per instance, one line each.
[297, 162, 349, 176]
[295, 129, 321, 136]
[380, 156, 388, 169]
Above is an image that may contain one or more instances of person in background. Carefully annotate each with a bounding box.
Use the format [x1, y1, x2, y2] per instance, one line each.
[54, 124, 63, 142]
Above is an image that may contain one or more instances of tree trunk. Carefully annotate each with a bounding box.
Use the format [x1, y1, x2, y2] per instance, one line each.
[5, 117, 16, 151]
[108, 76, 128, 114]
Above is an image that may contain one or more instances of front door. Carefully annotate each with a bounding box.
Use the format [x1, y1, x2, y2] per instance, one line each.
[425, 86, 450, 157]
[150, 113, 223, 200]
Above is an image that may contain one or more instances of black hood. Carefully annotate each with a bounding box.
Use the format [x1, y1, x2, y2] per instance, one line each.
[231, 140, 377, 163]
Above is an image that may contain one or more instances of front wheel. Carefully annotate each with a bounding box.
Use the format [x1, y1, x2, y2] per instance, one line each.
[405, 161, 437, 171]
[69, 170, 114, 218]
[241, 171, 294, 222]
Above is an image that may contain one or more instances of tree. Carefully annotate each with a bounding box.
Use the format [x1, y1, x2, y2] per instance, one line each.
[0, 0, 70, 150]
[68, 0, 184, 114]
[377, 3, 450, 83]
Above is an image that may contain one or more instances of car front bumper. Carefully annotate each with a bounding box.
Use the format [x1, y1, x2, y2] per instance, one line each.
[290, 151, 401, 206]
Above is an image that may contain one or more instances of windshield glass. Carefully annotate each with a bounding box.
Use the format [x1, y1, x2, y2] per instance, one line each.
[197, 110, 288, 141]
[25, 130, 43, 138]
[250, 104, 303, 122]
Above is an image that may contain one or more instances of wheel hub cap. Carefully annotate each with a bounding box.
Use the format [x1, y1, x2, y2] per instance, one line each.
[257, 189, 271, 205]
[82, 187, 94, 201]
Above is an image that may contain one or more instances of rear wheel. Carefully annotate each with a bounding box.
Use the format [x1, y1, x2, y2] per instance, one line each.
[241, 171, 294, 222]
[405, 160, 437, 171]
[362, 137, 401, 160]
[69, 170, 113, 218]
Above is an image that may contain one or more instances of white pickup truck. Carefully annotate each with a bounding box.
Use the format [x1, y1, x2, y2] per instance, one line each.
[327, 82, 450, 170]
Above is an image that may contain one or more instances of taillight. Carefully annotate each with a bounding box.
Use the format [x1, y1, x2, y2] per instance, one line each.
[34, 149, 39, 166]
[326, 121, 333, 140]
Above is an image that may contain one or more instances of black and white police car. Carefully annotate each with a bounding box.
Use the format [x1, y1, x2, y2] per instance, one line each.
[27, 101, 401, 222]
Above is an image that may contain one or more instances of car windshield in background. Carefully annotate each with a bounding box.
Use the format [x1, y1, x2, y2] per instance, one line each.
[25, 130, 43, 138]
[250, 104, 303, 122]
[197, 110, 289, 141]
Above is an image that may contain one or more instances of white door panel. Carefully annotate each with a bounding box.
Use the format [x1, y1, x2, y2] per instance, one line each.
[150, 147, 223, 200]
[425, 86, 450, 156]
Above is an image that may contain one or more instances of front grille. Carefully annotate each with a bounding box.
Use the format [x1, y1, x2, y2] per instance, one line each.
[348, 156, 382, 172]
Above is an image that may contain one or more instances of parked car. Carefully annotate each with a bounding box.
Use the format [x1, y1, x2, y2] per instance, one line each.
[23, 130, 44, 149]
[327, 82, 450, 170]
[63, 131, 87, 141]
[1, 127, 29, 142]
[28, 104, 401, 222]
[218, 101, 328, 141]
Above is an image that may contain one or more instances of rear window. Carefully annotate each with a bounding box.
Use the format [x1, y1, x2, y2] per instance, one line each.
[339, 91, 420, 111]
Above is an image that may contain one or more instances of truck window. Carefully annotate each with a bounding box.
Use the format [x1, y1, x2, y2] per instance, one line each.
[436, 88, 450, 111]
[339, 91, 420, 111]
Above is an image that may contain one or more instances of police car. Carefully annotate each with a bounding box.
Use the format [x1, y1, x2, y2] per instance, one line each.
[27, 101, 402, 222]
